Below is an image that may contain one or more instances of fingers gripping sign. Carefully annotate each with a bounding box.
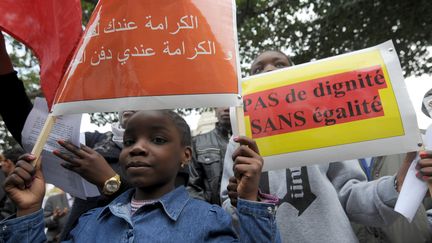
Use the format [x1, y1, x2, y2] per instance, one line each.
[417, 150, 432, 182]
[231, 136, 263, 202]
[4, 154, 45, 217]
[53, 140, 116, 189]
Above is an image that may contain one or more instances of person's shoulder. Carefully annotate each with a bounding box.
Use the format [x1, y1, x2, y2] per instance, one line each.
[192, 128, 219, 145]
[193, 128, 217, 139]
[77, 206, 104, 224]
[185, 198, 227, 217]
[70, 206, 105, 237]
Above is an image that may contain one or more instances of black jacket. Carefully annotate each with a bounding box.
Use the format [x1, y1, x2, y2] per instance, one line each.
[187, 124, 230, 205]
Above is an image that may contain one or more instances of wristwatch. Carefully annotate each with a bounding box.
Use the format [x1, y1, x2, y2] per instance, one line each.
[102, 174, 121, 195]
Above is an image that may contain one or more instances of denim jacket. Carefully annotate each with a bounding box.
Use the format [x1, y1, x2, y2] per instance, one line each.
[0, 186, 280, 243]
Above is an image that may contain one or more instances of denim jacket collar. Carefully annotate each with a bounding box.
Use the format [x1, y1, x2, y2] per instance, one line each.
[97, 186, 190, 222]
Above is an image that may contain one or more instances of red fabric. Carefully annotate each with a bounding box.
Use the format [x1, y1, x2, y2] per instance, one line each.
[0, 0, 82, 108]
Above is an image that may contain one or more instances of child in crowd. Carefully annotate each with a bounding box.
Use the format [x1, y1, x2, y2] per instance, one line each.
[0, 32, 189, 239]
[0, 110, 280, 242]
[221, 50, 432, 242]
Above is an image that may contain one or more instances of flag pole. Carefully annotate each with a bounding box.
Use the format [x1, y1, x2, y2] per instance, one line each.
[235, 106, 246, 136]
[31, 114, 56, 168]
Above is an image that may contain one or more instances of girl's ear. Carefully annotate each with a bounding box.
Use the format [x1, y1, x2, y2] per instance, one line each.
[181, 146, 192, 165]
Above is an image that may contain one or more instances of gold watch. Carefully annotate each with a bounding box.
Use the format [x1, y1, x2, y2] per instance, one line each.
[102, 174, 121, 195]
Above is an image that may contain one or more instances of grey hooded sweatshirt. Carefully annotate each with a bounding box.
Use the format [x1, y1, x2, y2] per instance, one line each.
[221, 138, 401, 243]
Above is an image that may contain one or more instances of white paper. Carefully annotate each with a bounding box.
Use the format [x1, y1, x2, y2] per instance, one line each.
[22, 98, 100, 199]
[394, 124, 432, 221]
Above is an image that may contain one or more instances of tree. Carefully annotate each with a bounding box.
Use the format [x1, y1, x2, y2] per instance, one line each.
[237, 0, 432, 76]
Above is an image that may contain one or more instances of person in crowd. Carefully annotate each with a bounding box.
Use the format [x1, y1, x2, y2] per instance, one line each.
[0, 110, 279, 242]
[421, 88, 432, 120]
[0, 147, 24, 177]
[0, 154, 6, 208]
[44, 191, 73, 243]
[188, 107, 231, 204]
[0, 146, 24, 219]
[420, 87, 432, 231]
[0, 154, 5, 169]
[352, 153, 431, 242]
[221, 50, 431, 242]
[0, 31, 189, 240]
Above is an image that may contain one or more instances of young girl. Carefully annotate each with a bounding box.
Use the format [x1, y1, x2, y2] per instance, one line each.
[1, 110, 280, 242]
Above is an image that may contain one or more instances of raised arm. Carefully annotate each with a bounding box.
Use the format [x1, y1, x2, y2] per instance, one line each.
[207, 136, 280, 242]
[329, 160, 400, 226]
[0, 31, 33, 144]
[0, 154, 47, 243]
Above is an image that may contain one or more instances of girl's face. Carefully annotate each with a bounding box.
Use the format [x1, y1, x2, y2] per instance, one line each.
[119, 111, 191, 199]
[250, 51, 292, 75]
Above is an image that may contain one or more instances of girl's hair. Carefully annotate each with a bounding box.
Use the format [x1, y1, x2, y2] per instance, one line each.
[161, 110, 192, 147]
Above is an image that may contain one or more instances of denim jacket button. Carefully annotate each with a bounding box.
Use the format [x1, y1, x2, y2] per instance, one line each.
[1, 225, 6, 231]
[267, 207, 273, 214]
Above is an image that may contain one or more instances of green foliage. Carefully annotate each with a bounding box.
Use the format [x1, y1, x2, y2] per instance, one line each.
[7, 36, 41, 95]
[236, 0, 432, 76]
[81, 0, 97, 25]
[0, 121, 18, 152]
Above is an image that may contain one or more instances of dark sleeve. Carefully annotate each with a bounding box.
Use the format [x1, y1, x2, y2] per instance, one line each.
[0, 71, 33, 145]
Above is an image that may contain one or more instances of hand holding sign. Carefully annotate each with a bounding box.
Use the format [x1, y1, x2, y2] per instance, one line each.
[232, 136, 263, 202]
[417, 151, 432, 183]
[53, 0, 239, 115]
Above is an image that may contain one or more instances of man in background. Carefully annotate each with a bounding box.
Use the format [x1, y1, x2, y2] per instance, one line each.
[0, 146, 24, 219]
[188, 107, 231, 205]
[44, 191, 73, 243]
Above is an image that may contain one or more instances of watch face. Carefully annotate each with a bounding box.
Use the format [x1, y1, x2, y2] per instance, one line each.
[106, 180, 120, 192]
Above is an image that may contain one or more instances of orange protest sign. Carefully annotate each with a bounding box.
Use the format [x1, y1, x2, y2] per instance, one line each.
[241, 41, 420, 170]
[52, 0, 239, 115]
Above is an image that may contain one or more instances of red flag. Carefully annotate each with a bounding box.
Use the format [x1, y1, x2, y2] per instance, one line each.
[0, 0, 82, 108]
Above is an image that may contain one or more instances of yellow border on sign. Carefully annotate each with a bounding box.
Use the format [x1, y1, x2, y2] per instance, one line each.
[243, 50, 404, 157]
